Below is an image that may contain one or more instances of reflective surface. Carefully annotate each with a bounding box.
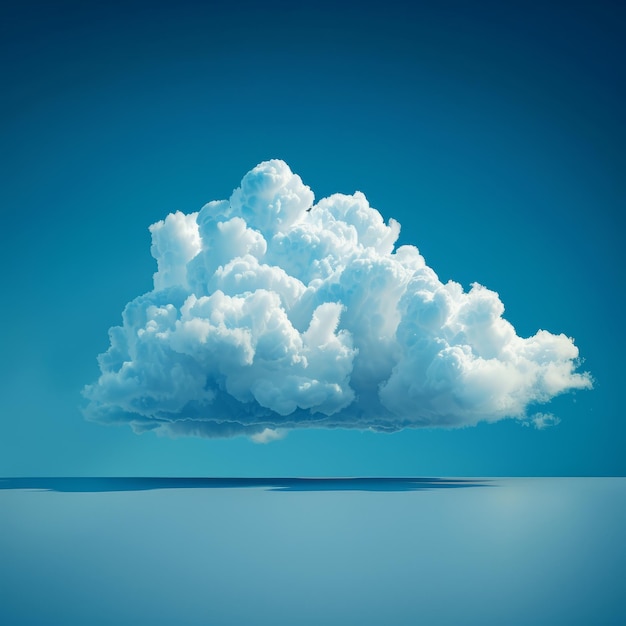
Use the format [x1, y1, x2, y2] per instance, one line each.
[1, 478, 624, 625]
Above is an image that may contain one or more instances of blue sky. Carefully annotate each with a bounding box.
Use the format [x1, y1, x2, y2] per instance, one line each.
[1, 0, 623, 476]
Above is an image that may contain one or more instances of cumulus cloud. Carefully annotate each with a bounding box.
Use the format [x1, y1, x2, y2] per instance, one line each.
[83, 159, 592, 439]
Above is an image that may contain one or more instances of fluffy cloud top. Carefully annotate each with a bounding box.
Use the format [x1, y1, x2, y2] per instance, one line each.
[83, 160, 592, 440]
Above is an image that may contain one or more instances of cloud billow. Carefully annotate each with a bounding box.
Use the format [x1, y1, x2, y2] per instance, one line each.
[83, 160, 592, 440]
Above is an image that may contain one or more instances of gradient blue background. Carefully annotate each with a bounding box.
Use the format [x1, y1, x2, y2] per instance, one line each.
[1, 0, 623, 476]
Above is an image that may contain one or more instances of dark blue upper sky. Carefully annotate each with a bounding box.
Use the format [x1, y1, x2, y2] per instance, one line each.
[1, 0, 623, 476]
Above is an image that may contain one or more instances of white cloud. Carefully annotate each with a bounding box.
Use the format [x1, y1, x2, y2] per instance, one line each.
[250, 428, 287, 444]
[522, 413, 562, 430]
[83, 159, 592, 439]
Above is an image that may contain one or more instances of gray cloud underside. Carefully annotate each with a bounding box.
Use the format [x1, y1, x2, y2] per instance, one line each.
[83, 160, 592, 440]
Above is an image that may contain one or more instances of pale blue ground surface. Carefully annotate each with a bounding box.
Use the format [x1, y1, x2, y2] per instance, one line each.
[1, 478, 624, 625]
